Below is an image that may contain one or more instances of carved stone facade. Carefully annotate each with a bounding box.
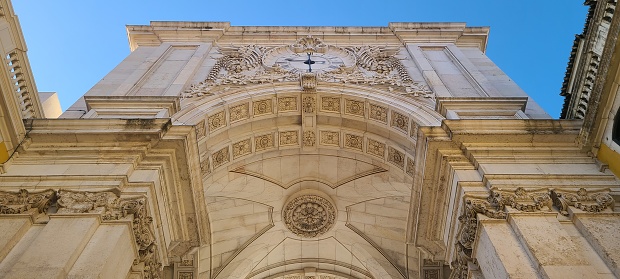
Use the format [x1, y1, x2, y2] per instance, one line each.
[1, 7, 620, 279]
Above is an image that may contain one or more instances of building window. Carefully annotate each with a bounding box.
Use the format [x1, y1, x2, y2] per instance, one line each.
[614, 109, 620, 145]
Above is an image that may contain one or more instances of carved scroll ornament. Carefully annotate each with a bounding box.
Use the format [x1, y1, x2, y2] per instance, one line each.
[550, 188, 614, 216]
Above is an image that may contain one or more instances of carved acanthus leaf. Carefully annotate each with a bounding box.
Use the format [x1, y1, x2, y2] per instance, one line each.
[0, 189, 56, 214]
[550, 188, 614, 216]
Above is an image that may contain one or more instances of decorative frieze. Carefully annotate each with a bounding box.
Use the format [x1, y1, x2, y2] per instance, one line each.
[303, 131, 316, 147]
[344, 134, 363, 151]
[279, 131, 299, 146]
[391, 111, 409, 133]
[369, 104, 388, 123]
[387, 147, 405, 169]
[232, 139, 252, 159]
[255, 133, 275, 151]
[550, 188, 614, 216]
[278, 97, 297, 112]
[212, 147, 230, 168]
[320, 97, 341, 112]
[253, 99, 273, 116]
[208, 111, 226, 131]
[344, 99, 365, 117]
[0, 189, 56, 214]
[366, 139, 385, 158]
[320, 131, 340, 146]
[229, 103, 249, 123]
[56, 190, 119, 214]
[489, 187, 553, 213]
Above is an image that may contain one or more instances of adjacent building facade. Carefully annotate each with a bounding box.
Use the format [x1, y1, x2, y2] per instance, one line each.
[1, 0, 620, 278]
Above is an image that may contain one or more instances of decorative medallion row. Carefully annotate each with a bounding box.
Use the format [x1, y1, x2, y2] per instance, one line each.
[200, 127, 416, 178]
[450, 187, 614, 279]
[0, 189, 162, 279]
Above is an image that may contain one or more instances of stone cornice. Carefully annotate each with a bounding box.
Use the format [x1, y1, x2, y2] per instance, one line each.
[126, 21, 489, 52]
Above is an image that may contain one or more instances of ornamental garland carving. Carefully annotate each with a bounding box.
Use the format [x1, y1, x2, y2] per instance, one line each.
[0, 189, 56, 214]
[489, 187, 553, 213]
[183, 36, 433, 99]
[550, 188, 614, 216]
[283, 195, 336, 238]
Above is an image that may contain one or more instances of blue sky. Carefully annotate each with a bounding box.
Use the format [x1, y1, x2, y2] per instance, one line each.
[13, 1, 587, 118]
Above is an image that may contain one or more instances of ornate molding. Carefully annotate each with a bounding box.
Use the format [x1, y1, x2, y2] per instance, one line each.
[550, 188, 614, 216]
[182, 37, 432, 99]
[450, 187, 557, 278]
[0, 189, 56, 214]
[283, 195, 336, 238]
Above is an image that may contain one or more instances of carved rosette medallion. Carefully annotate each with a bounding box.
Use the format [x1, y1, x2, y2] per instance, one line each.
[283, 195, 336, 238]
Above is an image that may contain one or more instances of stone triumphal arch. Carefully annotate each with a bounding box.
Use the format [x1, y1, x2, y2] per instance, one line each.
[1, 8, 620, 279]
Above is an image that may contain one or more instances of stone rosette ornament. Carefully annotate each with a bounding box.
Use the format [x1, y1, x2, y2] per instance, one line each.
[283, 194, 336, 238]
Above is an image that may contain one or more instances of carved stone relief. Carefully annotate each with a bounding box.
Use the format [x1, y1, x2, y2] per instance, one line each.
[303, 131, 316, 147]
[208, 111, 226, 131]
[320, 97, 341, 112]
[283, 195, 336, 238]
[229, 103, 249, 123]
[253, 99, 273, 116]
[0, 189, 56, 214]
[344, 99, 365, 117]
[212, 147, 230, 169]
[278, 97, 297, 112]
[255, 133, 275, 151]
[182, 37, 433, 99]
[320, 131, 340, 146]
[369, 104, 388, 123]
[550, 188, 614, 216]
[56, 190, 119, 214]
[302, 96, 316, 113]
[300, 72, 318, 90]
[232, 139, 252, 159]
[366, 138, 385, 158]
[387, 147, 405, 169]
[344, 134, 363, 151]
[279, 131, 299, 146]
[391, 111, 409, 133]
